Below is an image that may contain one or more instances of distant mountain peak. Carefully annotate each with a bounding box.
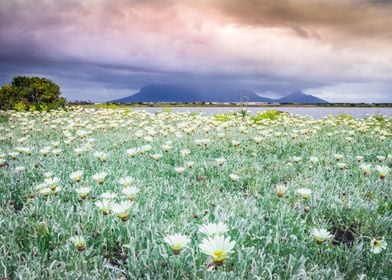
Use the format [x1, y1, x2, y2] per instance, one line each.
[111, 84, 329, 104]
[276, 90, 328, 104]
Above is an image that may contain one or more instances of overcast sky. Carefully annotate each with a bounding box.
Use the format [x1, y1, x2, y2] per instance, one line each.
[1, 0, 392, 102]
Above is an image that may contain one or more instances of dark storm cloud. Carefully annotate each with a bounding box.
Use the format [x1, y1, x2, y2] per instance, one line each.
[0, 0, 391, 102]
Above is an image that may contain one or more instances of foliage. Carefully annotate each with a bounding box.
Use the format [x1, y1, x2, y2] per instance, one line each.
[95, 103, 121, 110]
[0, 76, 66, 111]
[251, 110, 287, 123]
[0, 109, 391, 279]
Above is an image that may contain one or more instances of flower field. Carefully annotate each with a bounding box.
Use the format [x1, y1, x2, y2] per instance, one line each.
[0, 108, 391, 279]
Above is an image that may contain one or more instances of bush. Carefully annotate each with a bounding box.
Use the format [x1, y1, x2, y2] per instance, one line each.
[252, 110, 287, 122]
[0, 76, 66, 111]
[13, 101, 27, 112]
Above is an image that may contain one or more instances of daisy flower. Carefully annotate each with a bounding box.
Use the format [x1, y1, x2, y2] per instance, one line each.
[334, 154, 344, 161]
[92, 172, 108, 185]
[126, 148, 138, 157]
[199, 235, 236, 265]
[175, 166, 185, 174]
[355, 156, 364, 162]
[311, 228, 334, 245]
[309, 156, 319, 164]
[122, 186, 140, 200]
[151, 153, 162, 161]
[69, 235, 86, 251]
[111, 201, 133, 221]
[164, 234, 190, 254]
[360, 163, 372, 175]
[199, 222, 228, 237]
[180, 149, 190, 157]
[376, 165, 389, 179]
[45, 177, 60, 191]
[215, 158, 226, 166]
[275, 184, 287, 198]
[70, 170, 83, 183]
[370, 238, 387, 254]
[15, 166, 25, 173]
[101, 191, 117, 200]
[229, 174, 240, 182]
[76, 187, 91, 199]
[296, 188, 312, 200]
[118, 176, 135, 187]
[95, 199, 111, 215]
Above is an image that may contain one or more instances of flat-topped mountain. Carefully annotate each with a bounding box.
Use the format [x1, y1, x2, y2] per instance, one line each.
[112, 84, 328, 103]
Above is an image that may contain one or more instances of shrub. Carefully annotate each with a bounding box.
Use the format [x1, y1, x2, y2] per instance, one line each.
[0, 76, 66, 111]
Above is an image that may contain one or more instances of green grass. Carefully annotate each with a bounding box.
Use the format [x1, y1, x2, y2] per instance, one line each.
[0, 108, 391, 279]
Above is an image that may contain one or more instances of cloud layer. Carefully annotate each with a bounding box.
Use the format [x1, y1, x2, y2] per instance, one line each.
[0, 0, 391, 102]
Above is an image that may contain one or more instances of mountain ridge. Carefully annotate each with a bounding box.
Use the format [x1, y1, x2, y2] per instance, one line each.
[111, 84, 328, 104]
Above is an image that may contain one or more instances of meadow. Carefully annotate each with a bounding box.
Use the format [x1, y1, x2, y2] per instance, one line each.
[0, 108, 391, 279]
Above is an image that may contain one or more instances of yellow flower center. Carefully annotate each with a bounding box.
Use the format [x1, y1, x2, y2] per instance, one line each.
[373, 240, 381, 247]
[172, 244, 182, 251]
[212, 250, 227, 262]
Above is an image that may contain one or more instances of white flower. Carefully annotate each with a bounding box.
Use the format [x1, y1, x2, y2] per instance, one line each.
[76, 187, 91, 199]
[95, 199, 111, 215]
[118, 176, 135, 187]
[337, 162, 348, 170]
[164, 234, 190, 254]
[126, 148, 138, 157]
[101, 191, 117, 200]
[186, 161, 194, 169]
[70, 170, 83, 182]
[360, 163, 372, 175]
[69, 235, 86, 251]
[151, 153, 162, 161]
[311, 228, 334, 244]
[376, 156, 386, 162]
[45, 177, 60, 191]
[122, 187, 140, 200]
[43, 171, 54, 179]
[275, 184, 287, 197]
[15, 166, 25, 173]
[215, 158, 226, 166]
[199, 222, 228, 237]
[180, 149, 190, 157]
[175, 166, 185, 174]
[229, 174, 239, 182]
[370, 238, 387, 254]
[334, 154, 344, 161]
[93, 151, 108, 162]
[232, 140, 240, 147]
[199, 235, 236, 265]
[39, 187, 51, 196]
[92, 172, 108, 184]
[309, 156, 319, 164]
[111, 201, 133, 221]
[355, 156, 364, 162]
[162, 144, 172, 152]
[376, 165, 389, 179]
[292, 156, 302, 163]
[51, 149, 62, 156]
[296, 188, 312, 199]
[254, 137, 262, 144]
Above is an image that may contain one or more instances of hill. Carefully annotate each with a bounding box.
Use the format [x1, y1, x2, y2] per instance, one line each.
[111, 84, 328, 104]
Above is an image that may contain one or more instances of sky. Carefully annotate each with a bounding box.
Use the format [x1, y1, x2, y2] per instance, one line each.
[1, 0, 392, 102]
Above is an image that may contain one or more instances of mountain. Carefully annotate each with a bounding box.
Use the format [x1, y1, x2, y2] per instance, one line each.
[112, 84, 273, 103]
[111, 84, 328, 104]
[276, 90, 328, 104]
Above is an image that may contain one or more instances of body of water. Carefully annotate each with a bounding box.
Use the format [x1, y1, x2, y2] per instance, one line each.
[133, 107, 392, 118]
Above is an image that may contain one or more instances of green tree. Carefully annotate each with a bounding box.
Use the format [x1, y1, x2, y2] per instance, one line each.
[0, 76, 66, 111]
